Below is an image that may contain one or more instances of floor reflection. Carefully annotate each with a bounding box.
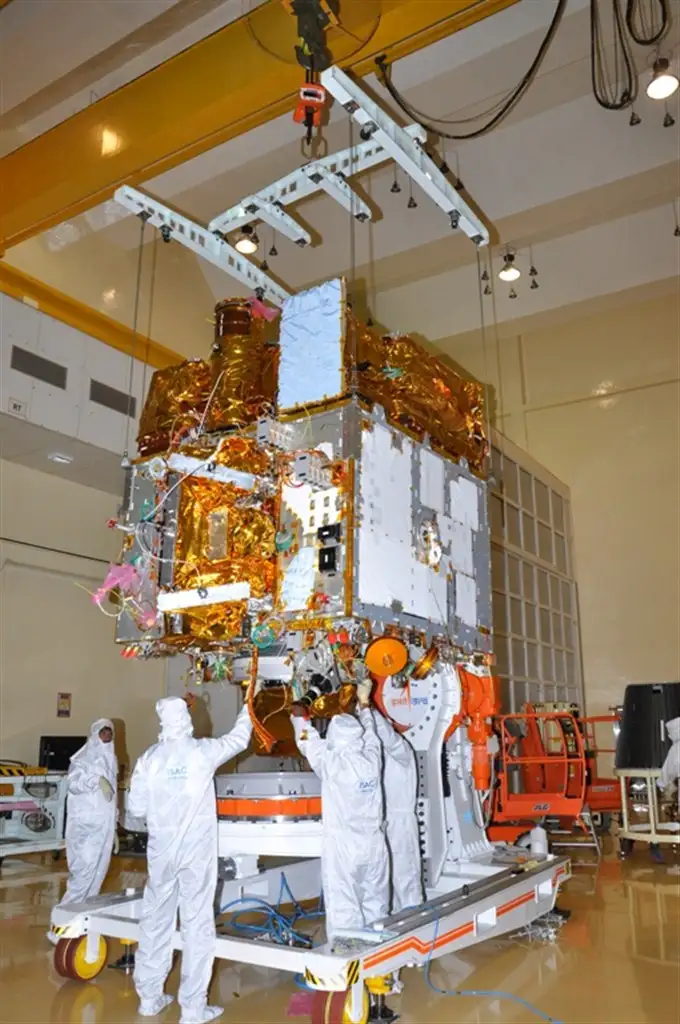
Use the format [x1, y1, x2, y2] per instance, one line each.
[0, 843, 676, 1024]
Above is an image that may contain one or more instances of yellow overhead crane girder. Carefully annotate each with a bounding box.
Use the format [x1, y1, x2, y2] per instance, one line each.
[0, 0, 516, 251]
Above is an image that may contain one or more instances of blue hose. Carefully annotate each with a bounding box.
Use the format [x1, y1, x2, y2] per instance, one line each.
[219, 872, 324, 948]
[277, 871, 324, 921]
[423, 910, 564, 1024]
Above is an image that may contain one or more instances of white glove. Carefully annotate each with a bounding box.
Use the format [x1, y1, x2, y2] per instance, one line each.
[356, 680, 372, 707]
[113, 833, 120, 855]
[99, 776, 114, 802]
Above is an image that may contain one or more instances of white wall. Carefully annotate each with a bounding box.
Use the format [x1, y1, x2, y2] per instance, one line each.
[0, 292, 148, 456]
[0, 459, 164, 770]
[420, 292, 680, 716]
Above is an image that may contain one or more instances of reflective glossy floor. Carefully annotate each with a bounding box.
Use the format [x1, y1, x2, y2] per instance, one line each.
[0, 844, 678, 1024]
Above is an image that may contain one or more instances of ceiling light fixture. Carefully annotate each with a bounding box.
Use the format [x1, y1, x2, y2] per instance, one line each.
[100, 127, 122, 157]
[235, 225, 258, 255]
[646, 58, 679, 101]
[498, 252, 521, 282]
[48, 453, 74, 465]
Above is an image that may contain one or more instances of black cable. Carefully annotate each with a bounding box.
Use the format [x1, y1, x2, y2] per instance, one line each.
[0, 536, 110, 565]
[625, 0, 669, 45]
[375, 0, 567, 141]
[590, 0, 638, 110]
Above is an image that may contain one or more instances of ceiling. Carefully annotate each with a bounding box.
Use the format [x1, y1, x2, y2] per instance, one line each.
[0, 1, 269, 153]
[2, 0, 679, 367]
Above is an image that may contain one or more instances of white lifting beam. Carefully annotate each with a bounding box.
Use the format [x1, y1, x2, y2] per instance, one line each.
[208, 125, 426, 240]
[321, 65, 490, 247]
[114, 186, 291, 308]
[213, 195, 312, 248]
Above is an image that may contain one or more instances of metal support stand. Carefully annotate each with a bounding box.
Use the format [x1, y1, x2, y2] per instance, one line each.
[109, 947, 135, 973]
[369, 994, 399, 1022]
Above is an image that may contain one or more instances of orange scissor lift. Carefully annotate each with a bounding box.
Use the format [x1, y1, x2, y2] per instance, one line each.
[578, 713, 622, 821]
[487, 704, 621, 850]
[487, 707, 586, 846]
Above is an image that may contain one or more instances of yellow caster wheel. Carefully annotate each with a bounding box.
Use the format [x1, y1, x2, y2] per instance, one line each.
[54, 935, 108, 981]
[311, 986, 369, 1024]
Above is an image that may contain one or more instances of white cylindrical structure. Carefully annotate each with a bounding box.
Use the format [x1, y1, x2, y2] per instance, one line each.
[216, 772, 322, 858]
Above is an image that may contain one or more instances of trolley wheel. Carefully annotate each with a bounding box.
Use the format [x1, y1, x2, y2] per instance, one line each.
[619, 838, 634, 859]
[52, 850, 62, 862]
[311, 987, 369, 1024]
[54, 935, 108, 981]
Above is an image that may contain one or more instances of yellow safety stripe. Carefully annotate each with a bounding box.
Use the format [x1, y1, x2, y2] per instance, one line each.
[0, 765, 47, 776]
[304, 959, 361, 991]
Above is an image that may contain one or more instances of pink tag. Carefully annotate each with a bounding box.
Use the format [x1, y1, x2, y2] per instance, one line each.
[248, 297, 280, 322]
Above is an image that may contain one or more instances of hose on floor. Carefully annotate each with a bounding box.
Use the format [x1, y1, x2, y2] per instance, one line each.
[219, 872, 323, 948]
[423, 910, 564, 1024]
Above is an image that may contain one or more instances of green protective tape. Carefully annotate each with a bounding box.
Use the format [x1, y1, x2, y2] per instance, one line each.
[140, 499, 155, 522]
[275, 530, 294, 552]
[251, 624, 278, 649]
[209, 657, 229, 682]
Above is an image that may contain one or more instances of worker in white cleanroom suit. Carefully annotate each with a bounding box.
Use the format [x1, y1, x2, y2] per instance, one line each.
[372, 711, 424, 912]
[658, 717, 680, 795]
[129, 697, 252, 1024]
[48, 718, 118, 941]
[291, 682, 389, 943]
[647, 717, 680, 867]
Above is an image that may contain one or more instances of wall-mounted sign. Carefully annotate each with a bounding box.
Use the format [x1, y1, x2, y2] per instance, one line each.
[57, 693, 72, 719]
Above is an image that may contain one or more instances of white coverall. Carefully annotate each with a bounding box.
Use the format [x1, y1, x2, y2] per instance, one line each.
[56, 718, 117, 908]
[372, 711, 424, 913]
[129, 698, 252, 1024]
[292, 709, 389, 942]
[658, 717, 680, 793]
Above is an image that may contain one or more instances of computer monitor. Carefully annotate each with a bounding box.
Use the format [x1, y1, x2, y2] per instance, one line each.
[39, 735, 86, 772]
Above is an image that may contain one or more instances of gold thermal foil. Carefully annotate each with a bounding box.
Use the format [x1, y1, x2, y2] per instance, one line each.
[137, 360, 212, 457]
[161, 604, 248, 646]
[204, 300, 278, 431]
[249, 683, 357, 757]
[252, 687, 297, 758]
[173, 477, 277, 598]
[347, 315, 487, 474]
[180, 436, 272, 476]
[310, 684, 357, 719]
[183, 604, 247, 644]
